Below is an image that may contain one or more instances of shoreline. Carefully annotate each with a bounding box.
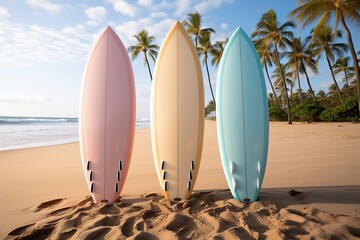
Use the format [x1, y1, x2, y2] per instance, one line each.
[0, 125, 150, 152]
[1, 120, 358, 153]
[1, 121, 359, 239]
[0, 138, 79, 152]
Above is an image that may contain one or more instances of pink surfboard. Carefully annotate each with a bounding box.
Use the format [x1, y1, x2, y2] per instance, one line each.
[79, 26, 136, 204]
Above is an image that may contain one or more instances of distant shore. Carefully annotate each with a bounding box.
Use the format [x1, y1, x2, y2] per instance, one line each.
[1, 121, 359, 239]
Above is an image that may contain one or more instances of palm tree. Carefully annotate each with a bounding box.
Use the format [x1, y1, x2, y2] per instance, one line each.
[268, 93, 277, 107]
[252, 9, 296, 124]
[317, 90, 329, 106]
[197, 31, 216, 105]
[255, 43, 281, 109]
[286, 37, 318, 101]
[286, 37, 305, 102]
[305, 89, 316, 100]
[182, 11, 215, 48]
[128, 30, 159, 82]
[290, 0, 360, 117]
[311, 26, 348, 102]
[210, 39, 227, 68]
[350, 78, 358, 89]
[328, 83, 341, 105]
[273, 64, 295, 106]
[333, 56, 354, 86]
[205, 100, 216, 117]
[316, 90, 327, 98]
[286, 67, 301, 102]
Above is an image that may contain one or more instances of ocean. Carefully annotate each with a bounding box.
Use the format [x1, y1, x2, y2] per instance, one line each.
[0, 116, 150, 151]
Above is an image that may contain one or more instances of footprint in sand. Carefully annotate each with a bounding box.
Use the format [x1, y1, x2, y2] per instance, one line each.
[128, 231, 159, 240]
[49, 206, 75, 216]
[98, 204, 121, 215]
[82, 226, 111, 240]
[11, 224, 55, 239]
[35, 198, 64, 212]
[93, 215, 120, 227]
[7, 223, 35, 236]
[121, 216, 140, 237]
[288, 189, 308, 200]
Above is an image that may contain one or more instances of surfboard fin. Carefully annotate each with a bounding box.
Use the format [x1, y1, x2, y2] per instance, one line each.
[119, 160, 123, 171]
[230, 161, 235, 174]
[232, 178, 237, 191]
[115, 182, 119, 192]
[117, 171, 120, 181]
[161, 161, 165, 170]
[189, 171, 192, 180]
[89, 171, 93, 181]
[164, 180, 168, 191]
[86, 160, 90, 171]
[187, 181, 191, 191]
[90, 182, 94, 193]
[191, 160, 195, 170]
[162, 171, 166, 180]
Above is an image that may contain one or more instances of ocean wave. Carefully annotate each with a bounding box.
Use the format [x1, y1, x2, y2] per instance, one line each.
[0, 117, 78, 125]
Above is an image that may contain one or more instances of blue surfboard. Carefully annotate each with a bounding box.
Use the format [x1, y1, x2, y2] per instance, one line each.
[216, 27, 269, 203]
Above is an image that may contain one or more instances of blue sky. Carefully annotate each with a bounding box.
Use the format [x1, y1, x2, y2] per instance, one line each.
[0, 0, 359, 118]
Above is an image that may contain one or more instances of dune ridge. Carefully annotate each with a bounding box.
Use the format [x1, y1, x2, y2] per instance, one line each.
[4, 188, 360, 240]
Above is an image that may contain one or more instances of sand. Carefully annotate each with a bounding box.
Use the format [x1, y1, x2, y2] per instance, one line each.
[0, 121, 359, 239]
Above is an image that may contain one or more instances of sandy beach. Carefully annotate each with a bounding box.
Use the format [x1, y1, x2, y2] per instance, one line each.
[0, 121, 359, 239]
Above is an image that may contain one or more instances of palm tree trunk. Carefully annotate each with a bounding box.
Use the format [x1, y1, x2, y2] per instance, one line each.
[144, 53, 153, 82]
[195, 33, 198, 48]
[339, 14, 360, 118]
[326, 56, 343, 103]
[296, 67, 303, 102]
[205, 55, 216, 105]
[302, 68, 316, 100]
[264, 62, 281, 109]
[343, 69, 349, 86]
[274, 42, 292, 124]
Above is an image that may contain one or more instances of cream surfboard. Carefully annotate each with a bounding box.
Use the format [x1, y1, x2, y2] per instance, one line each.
[79, 26, 136, 204]
[151, 21, 204, 200]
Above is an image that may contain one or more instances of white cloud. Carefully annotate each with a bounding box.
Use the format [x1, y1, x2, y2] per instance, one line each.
[25, 0, 63, 15]
[137, 0, 152, 7]
[195, 0, 235, 13]
[114, 18, 175, 49]
[85, 6, 107, 26]
[220, 23, 228, 30]
[0, 6, 10, 18]
[150, 11, 167, 18]
[174, 0, 191, 16]
[0, 20, 92, 66]
[0, 93, 51, 103]
[106, 0, 136, 17]
[157, 0, 173, 10]
[212, 30, 230, 43]
[320, 81, 333, 88]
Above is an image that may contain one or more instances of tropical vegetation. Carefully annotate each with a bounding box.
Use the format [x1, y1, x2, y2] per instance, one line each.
[128, 2, 359, 122]
[252, 10, 296, 124]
